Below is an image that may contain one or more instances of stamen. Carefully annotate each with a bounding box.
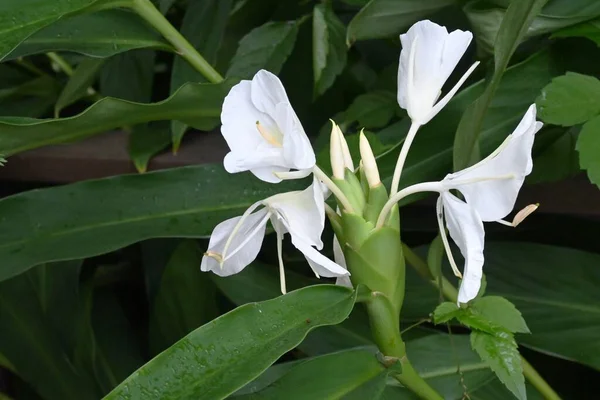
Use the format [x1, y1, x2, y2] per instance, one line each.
[221, 201, 263, 263]
[204, 251, 224, 263]
[436, 197, 463, 279]
[276, 229, 287, 294]
[448, 173, 515, 188]
[256, 121, 283, 147]
[497, 203, 539, 227]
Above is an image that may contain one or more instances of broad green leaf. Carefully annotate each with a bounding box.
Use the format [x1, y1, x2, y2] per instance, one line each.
[158, 0, 176, 14]
[471, 331, 525, 400]
[453, 0, 547, 171]
[100, 49, 155, 102]
[170, 0, 232, 149]
[0, 352, 15, 373]
[313, 4, 347, 96]
[471, 296, 530, 334]
[5, 10, 171, 61]
[0, 75, 60, 118]
[577, 114, 600, 187]
[227, 21, 299, 79]
[105, 285, 357, 400]
[148, 240, 218, 354]
[552, 17, 600, 45]
[536, 72, 600, 126]
[128, 122, 171, 173]
[0, 165, 302, 282]
[345, 91, 397, 129]
[465, 0, 600, 55]
[0, 79, 236, 156]
[346, 0, 455, 43]
[0, 263, 101, 399]
[0, 0, 130, 61]
[55, 58, 106, 117]
[432, 302, 460, 324]
[237, 349, 388, 399]
[378, 50, 554, 191]
[212, 263, 374, 356]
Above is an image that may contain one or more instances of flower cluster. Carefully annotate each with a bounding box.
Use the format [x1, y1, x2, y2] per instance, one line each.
[201, 20, 542, 305]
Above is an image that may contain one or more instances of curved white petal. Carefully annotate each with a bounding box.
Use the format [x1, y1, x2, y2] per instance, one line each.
[398, 20, 473, 123]
[441, 192, 485, 304]
[224, 144, 287, 183]
[443, 104, 542, 221]
[265, 177, 325, 248]
[200, 209, 269, 276]
[333, 236, 352, 288]
[251, 70, 290, 113]
[293, 237, 350, 278]
[276, 103, 316, 170]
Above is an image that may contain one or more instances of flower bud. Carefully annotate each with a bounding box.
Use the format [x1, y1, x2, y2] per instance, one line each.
[330, 120, 345, 180]
[359, 130, 381, 188]
[336, 125, 354, 171]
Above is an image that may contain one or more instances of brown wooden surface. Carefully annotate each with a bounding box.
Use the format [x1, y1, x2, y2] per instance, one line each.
[0, 129, 598, 216]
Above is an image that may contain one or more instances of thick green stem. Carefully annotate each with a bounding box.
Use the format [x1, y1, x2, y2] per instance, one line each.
[401, 243, 562, 400]
[130, 0, 223, 84]
[366, 292, 443, 400]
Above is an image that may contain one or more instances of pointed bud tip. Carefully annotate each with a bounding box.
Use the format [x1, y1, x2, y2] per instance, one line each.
[359, 130, 380, 188]
[330, 121, 345, 180]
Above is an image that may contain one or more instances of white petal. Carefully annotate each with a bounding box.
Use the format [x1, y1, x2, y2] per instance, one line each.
[200, 209, 269, 277]
[221, 80, 266, 153]
[224, 144, 287, 183]
[276, 103, 315, 170]
[443, 104, 542, 221]
[265, 177, 325, 248]
[293, 237, 350, 278]
[251, 70, 290, 113]
[333, 236, 352, 288]
[398, 20, 473, 122]
[441, 192, 485, 304]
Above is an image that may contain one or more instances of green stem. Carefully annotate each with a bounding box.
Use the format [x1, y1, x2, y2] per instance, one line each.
[366, 292, 443, 400]
[130, 0, 223, 83]
[47, 52, 74, 75]
[402, 243, 562, 400]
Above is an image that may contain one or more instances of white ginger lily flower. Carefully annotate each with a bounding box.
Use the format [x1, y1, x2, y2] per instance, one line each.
[397, 20, 479, 125]
[221, 69, 315, 183]
[201, 177, 348, 294]
[437, 104, 542, 303]
[378, 104, 542, 304]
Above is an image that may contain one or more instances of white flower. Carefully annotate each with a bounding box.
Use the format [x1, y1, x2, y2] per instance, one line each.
[221, 69, 315, 183]
[442, 104, 542, 221]
[397, 20, 479, 125]
[201, 177, 348, 293]
[434, 104, 542, 304]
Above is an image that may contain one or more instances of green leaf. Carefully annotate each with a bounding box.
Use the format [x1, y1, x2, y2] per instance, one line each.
[432, 302, 460, 324]
[0, 79, 236, 156]
[577, 114, 600, 187]
[483, 242, 600, 370]
[537, 72, 600, 126]
[471, 296, 530, 334]
[55, 58, 105, 117]
[471, 331, 525, 400]
[100, 49, 155, 102]
[465, 0, 600, 55]
[453, 0, 547, 171]
[212, 263, 374, 356]
[227, 21, 299, 79]
[0, 75, 60, 118]
[0, 0, 129, 61]
[0, 263, 101, 399]
[0, 164, 302, 282]
[527, 126, 580, 184]
[552, 17, 600, 46]
[170, 0, 232, 149]
[105, 285, 357, 400]
[346, 0, 455, 43]
[148, 240, 218, 354]
[345, 91, 397, 129]
[237, 349, 388, 399]
[378, 50, 554, 192]
[312, 4, 347, 96]
[5, 10, 171, 61]
[0, 352, 15, 373]
[128, 122, 171, 173]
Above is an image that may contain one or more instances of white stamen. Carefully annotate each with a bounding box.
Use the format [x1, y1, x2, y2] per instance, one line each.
[497, 203, 539, 227]
[276, 229, 287, 294]
[256, 121, 283, 147]
[221, 201, 264, 263]
[222, 211, 272, 263]
[436, 197, 463, 278]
